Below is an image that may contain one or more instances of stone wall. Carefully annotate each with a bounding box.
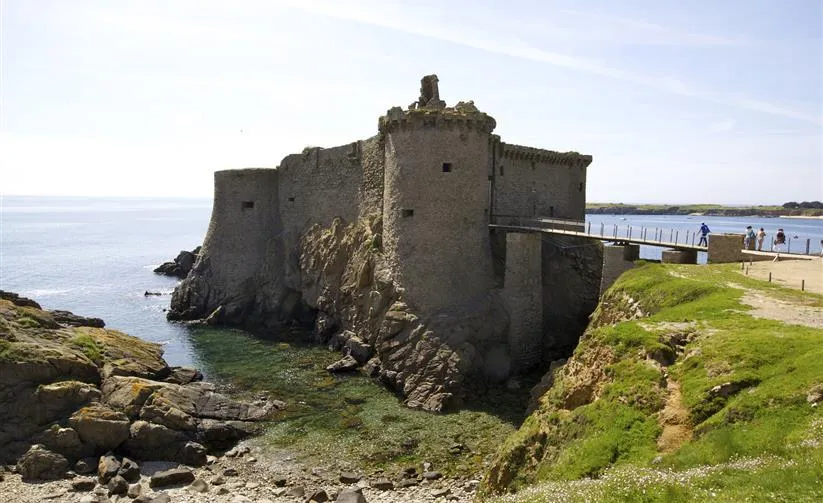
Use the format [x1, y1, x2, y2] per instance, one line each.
[492, 143, 591, 221]
[541, 235, 603, 360]
[278, 143, 366, 289]
[661, 249, 698, 264]
[503, 232, 543, 373]
[382, 117, 495, 313]
[358, 136, 385, 219]
[600, 244, 640, 295]
[707, 233, 745, 263]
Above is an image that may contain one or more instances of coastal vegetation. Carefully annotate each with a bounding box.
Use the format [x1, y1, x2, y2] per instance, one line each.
[586, 202, 823, 217]
[480, 263, 823, 501]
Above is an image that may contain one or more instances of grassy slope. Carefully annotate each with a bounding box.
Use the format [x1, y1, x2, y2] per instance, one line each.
[481, 263, 823, 502]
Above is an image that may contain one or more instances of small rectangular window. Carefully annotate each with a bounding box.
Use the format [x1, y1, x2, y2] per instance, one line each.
[288, 197, 295, 202]
[241, 201, 254, 209]
[401, 209, 414, 218]
[499, 165, 504, 176]
[442, 162, 452, 172]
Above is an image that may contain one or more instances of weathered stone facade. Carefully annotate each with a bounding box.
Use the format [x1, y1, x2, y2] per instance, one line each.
[170, 75, 595, 411]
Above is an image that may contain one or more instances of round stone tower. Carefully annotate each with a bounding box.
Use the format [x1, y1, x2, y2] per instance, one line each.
[379, 77, 497, 313]
[171, 168, 282, 322]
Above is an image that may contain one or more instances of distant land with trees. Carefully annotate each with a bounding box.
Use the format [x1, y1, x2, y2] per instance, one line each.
[586, 201, 823, 217]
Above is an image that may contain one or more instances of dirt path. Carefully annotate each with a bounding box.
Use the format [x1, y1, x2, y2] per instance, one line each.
[656, 379, 692, 454]
[741, 291, 823, 329]
[740, 258, 823, 295]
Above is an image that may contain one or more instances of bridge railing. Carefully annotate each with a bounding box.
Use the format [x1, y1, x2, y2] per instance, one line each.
[585, 222, 707, 247]
[491, 214, 585, 231]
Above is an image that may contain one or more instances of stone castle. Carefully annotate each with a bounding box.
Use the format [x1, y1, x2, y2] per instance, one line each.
[170, 76, 601, 411]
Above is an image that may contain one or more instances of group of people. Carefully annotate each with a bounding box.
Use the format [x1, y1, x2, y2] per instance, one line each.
[743, 226, 784, 252]
[698, 223, 788, 252]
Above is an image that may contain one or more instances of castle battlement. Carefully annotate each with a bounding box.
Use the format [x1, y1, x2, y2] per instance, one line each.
[378, 106, 497, 134]
[501, 143, 593, 168]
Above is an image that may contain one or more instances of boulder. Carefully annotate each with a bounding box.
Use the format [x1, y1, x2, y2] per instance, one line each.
[39, 425, 87, 459]
[149, 467, 195, 488]
[345, 337, 374, 364]
[71, 478, 97, 491]
[49, 310, 105, 328]
[101, 376, 172, 419]
[154, 249, 199, 279]
[144, 383, 270, 422]
[306, 489, 329, 502]
[36, 381, 102, 418]
[107, 475, 128, 496]
[336, 488, 367, 503]
[0, 290, 42, 309]
[163, 367, 204, 385]
[118, 457, 140, 482]
[16, 444, 69, 480]
[327, 355, 359, 373]
[197, 418, 258, 449]
[122, 420, 188, 462]
[370, 479, 393, 490]
[178, 441, 208, 466]
[69, 404, 130, 451]
[97, 453, 120, 483]
[339, 472, 361, 483]
[74, 458, 96, 475]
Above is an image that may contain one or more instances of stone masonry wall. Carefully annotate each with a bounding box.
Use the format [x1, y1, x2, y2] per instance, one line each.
[382, 123, 495, 314]
[707, 233, 745, 263]
[278, 143, 368, 290]
[600, 244, 640, 295]
[492, 143, 590, 221]
[541, 235, 603, 360]
[503, 232, 543, 373]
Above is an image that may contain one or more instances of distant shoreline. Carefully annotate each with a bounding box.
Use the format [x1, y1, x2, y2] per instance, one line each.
[586, 203, 823, 218]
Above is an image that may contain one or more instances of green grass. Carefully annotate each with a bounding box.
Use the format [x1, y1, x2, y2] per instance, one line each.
[69, 333, 103, 364]
[482, 262, 823, 501]
[489, 449, 823, 502]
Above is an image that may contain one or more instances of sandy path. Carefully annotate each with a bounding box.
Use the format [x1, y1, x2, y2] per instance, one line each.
[739, 258, 822, 295]
[740, 291, 823, 329]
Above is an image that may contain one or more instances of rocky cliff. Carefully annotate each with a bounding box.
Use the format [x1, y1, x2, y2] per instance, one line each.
[299, 215, 509, 411]
[0, 291, 276, 476]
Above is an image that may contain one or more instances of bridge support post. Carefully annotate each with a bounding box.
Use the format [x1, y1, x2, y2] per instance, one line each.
[662, 249, 697, 264]
[707, 233, 745, 263]
[600, 244, 639, 295]
[503, 232, 543, 374]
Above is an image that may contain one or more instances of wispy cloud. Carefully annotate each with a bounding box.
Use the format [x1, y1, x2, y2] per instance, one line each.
[273, 0, 821, 126]
[557, 9, 751, 47]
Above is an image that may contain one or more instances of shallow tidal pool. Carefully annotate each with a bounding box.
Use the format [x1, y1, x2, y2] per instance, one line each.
[187, 327, 531, 477]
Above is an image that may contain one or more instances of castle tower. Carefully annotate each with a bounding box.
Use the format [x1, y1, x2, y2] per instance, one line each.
[171, 168, 282, 322]
[379, 76, 497, 313]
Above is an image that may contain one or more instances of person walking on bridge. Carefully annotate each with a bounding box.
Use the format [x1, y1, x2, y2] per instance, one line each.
[698, 223, 710, 247]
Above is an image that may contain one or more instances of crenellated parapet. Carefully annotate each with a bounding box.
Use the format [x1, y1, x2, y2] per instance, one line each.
[500, 143, 592, 168]
[378, 106, 497, 135]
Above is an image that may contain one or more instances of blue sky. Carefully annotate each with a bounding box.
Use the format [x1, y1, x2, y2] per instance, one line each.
[1, 0, 821, 204]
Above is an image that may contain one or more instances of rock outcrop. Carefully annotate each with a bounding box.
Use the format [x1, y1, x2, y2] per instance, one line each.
[154, 247, 201, 279]
[298, 217, 508, 411]
[0, 291, 277, 474]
